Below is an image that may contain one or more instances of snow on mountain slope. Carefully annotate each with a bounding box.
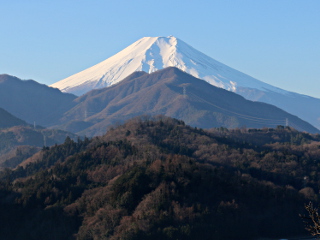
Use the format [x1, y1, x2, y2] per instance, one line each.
[50, 36, 286, 96]
[51, 36, 320, 130]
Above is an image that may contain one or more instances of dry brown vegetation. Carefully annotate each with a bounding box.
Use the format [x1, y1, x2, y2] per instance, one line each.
[0, 116, 319, 239]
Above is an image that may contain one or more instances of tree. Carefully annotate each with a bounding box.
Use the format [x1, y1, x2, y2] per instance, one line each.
[300, 202, 320, 238]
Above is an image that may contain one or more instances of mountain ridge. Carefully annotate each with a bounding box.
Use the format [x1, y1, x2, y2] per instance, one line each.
[50, 36, 320, 130]
[0, 107, 27, 128]
[55, 67, 319, 136]
[1, 116, 318, 239]
[51, 36, 286, 96]
[0, 74, 77, 127]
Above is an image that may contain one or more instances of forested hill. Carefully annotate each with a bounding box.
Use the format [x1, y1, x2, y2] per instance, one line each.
[1, 116, 320, 240]
[0, 126, 78, 169]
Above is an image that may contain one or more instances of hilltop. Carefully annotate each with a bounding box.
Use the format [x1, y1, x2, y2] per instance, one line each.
[0, 116, 318, 239]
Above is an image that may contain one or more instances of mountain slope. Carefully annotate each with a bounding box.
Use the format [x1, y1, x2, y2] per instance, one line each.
[50, 36, 320, 130]
[0, 125, 78, 169]
[0, 74, 77, 127]
[56, 67, 319, 136]
[0, 107, 27, 128]
[2, 116, 319, 239]
[51, 36, 285, 96]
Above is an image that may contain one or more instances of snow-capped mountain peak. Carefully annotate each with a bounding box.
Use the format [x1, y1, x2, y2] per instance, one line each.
[50, 36, 320, 130]
[50, 36, 285, 96]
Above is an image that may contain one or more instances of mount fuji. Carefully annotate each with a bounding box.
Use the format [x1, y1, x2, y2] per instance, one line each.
[51, 36, 285, 96]
[51, 36, 320, 130]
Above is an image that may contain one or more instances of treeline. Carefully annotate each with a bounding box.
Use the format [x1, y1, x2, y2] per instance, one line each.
[0, 116, 319, 239]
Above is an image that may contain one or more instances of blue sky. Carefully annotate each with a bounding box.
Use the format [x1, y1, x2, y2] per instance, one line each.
[1, 0, 320, 98]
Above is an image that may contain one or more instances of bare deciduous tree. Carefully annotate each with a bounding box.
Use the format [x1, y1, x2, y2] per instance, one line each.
[300, 202, 320, 239]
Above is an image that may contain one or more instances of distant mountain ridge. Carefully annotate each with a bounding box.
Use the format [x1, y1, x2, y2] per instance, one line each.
[51, 36, 286, 96]
[0, 125, 78, 169]
[0, 107, 27, 128]
[0, 74, 77, 127]
[55, 67, 319, 136]
[50, 36, 320, 130]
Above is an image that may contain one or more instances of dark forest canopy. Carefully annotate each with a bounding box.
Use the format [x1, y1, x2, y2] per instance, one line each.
[1, 115, 320, 240]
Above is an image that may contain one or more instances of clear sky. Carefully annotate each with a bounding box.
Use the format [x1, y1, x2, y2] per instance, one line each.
[1, 0, 320, 98]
